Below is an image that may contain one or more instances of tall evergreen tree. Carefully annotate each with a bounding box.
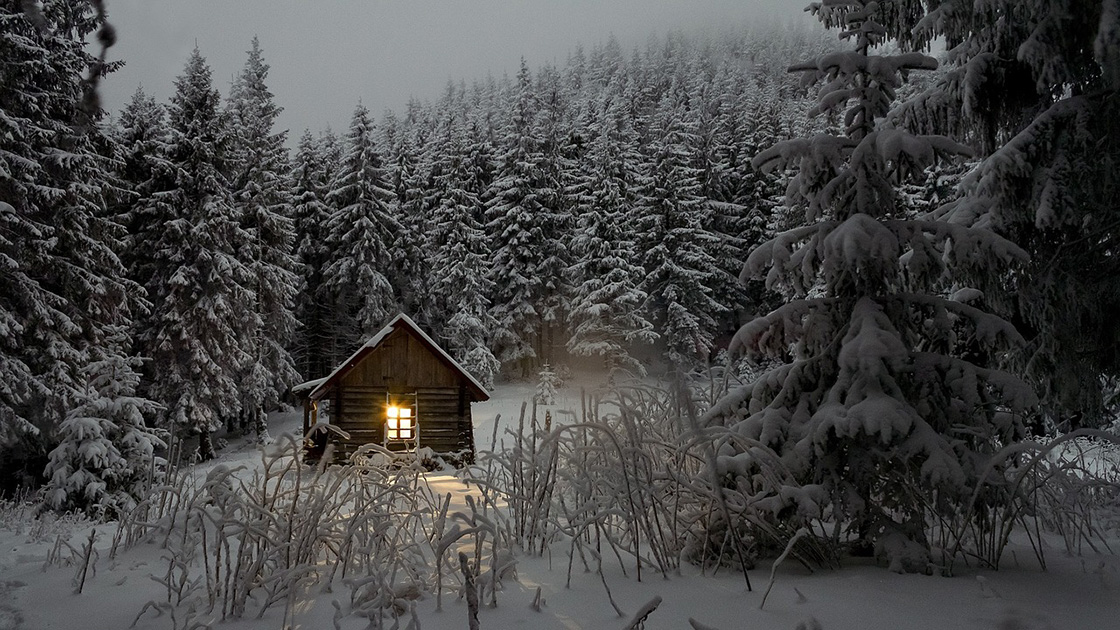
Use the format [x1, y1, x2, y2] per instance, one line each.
[138, 47, 253, 461]
[886, 0, 1120, 427]
[714, 0, 1036, 569]
[322, 102, 401, 348]
[291, 129, 336, 379]
[486, 60, 570, 375]
[0, 2, 139, 479]
[382, 111, 430, 325]
[113, 85, 169, 250]
[637, 93, 726, 370]
[226, 37, 300, 440]
[686, 65, 751, 338]
[427, 115, 501, 387]
[531, 64, 575, 364]
[566, 84, 657, 377]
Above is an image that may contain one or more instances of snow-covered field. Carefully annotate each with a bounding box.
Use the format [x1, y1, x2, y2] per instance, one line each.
[1, 378, 1117, 630]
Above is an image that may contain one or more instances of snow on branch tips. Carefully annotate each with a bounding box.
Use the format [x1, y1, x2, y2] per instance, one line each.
[714, 0, 1038, 574]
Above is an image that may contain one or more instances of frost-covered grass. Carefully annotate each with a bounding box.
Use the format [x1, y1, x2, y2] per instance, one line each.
[469, 388, 711, 591]
[1032, 432, 1120, 558]
[2, 383, 1120, 630]
[105, 434, 481, 629]
[472, 373, 1120, 582]
[0, 493, 95, 544]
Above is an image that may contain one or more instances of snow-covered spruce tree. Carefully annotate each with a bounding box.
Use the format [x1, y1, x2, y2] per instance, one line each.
[682, 49, 752, 338]
[884, 0, 1120, 428]
[534, 363, 559, 405]
[709, 0, 1036, 570]
[566, 82, 657, 378]
[426, 113, 501, 388]
[636, 91, 727, 371]
[463, 93, 499, 228]
[291, 129, 337, 379]
[44, 326, 165, 517]
[699, 65, 756, 320]
[411, 96, 456, 332]
[322, 102, 401, 347]
[113, 85, 169, 265]
[485, 59, 566, 376]
[226, 37, 300, 440]
[382, 110, 431, 327]
[0, 1, 137, 473]
[728, 90, 796, 320]
[139, 47, 253, 461]
[530, 63, 575, 367]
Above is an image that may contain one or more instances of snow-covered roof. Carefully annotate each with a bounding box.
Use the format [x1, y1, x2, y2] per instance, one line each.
[291, 376, 327, 395]
[305, 313, 490, 402]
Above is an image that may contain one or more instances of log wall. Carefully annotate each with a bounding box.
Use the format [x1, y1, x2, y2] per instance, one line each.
[331, 385, 473, 461]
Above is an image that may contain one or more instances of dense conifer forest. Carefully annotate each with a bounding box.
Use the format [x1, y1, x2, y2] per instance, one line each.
[1, 1, 1118, 584]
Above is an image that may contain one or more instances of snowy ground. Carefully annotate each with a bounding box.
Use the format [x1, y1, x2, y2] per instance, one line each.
[1, 375, 1117, 630]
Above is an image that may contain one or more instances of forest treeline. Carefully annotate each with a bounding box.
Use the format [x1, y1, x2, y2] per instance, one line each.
[3, 3, 840, 488]
[2, 0, 1118, 543]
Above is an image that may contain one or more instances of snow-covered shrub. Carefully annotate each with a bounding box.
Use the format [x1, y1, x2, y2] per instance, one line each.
[0, 495, 34, 534]
[0, 493, 94, 546]
[43, 334, 166, 519]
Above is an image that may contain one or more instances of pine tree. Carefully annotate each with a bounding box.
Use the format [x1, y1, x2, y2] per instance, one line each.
[113, 87, 173, 326]
[486, 60, 570, 375]
[531, 64, 575, 365]
[113, 84, 169, 240]
[1, 2, 138, 470]
[383, 111, 431, 325]
[715, 0, 1036, 569]
[226, 37, 300, 440]
[885, 0, 1120, 427]
[427, 114, 501, 388]
[138, 47, 253, 461]
[291, 129, 336, 379]
[322, 102, 401, 348]
[687, 63, 752, 338]
[44, 327, 164, 517]
[566, 84, 657, 377]
[637, 92, 727, 370]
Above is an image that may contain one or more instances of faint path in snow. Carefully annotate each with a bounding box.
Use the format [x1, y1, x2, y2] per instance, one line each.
[0, 580, 25, 630]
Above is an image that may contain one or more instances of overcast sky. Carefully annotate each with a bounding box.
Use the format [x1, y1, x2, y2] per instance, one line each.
[102, 1, 808, 140]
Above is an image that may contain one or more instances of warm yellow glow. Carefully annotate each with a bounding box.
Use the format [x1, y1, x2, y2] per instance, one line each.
[386, 405, 414, 441]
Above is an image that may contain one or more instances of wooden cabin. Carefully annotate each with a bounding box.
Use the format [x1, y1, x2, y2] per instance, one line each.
[295, 314, 490, 464]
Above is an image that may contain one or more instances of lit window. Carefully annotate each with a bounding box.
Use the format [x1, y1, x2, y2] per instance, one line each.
[386, 405, 414, 441]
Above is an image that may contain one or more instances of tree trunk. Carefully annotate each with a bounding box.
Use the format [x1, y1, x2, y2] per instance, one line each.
[198, 428, 216, 461]
[253, 404, 270, 443]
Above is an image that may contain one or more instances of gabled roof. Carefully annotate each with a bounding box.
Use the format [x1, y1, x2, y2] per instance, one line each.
[299, 313, 490, 402]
